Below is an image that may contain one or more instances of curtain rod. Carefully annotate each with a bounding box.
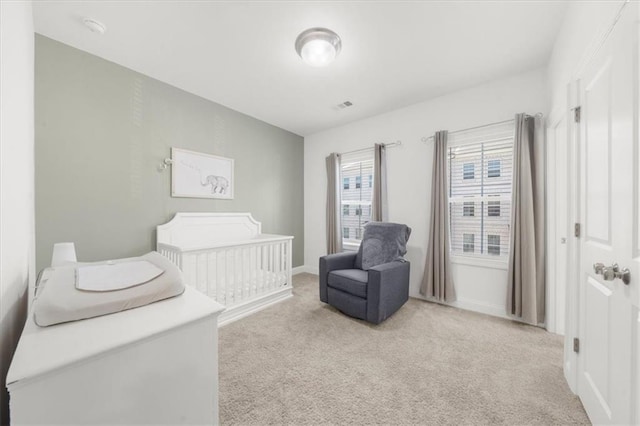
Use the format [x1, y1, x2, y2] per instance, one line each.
[421, 113, 543, 143]
[340, 140, 402, 156]
[421, 119, 514, 143]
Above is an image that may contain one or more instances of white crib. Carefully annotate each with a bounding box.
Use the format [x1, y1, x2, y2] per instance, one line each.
[157, 212, 293, 326]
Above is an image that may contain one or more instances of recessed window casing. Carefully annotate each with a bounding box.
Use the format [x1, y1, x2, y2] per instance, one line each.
[448, 121, 514, 258]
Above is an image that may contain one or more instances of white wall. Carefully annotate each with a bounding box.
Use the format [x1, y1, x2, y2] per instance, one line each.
[0, 1, 35, 424]
[547, 0, 626, 114]
[305, 68, 548, 319]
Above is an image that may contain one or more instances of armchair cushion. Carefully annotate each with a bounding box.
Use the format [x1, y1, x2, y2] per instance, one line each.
[355, 222, 412, 270]
[327, 269, 368, 298]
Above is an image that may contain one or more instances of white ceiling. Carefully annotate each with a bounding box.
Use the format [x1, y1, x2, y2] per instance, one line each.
[33, 1, 568, 136]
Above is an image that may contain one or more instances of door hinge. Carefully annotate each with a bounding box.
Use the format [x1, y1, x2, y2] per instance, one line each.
[573, 337, 580, 353]
[574, 223, 581, 237]
[574, 106, 581, 123]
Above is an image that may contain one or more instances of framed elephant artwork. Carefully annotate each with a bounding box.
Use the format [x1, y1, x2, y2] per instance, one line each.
[171, 147, 234, 200]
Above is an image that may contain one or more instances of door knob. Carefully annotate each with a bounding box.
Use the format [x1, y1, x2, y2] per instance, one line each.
[602, 265, 617, 281]
[597, 263, 630, 285]
[616, 268, 631, 285]
[593, 263, 605, 274]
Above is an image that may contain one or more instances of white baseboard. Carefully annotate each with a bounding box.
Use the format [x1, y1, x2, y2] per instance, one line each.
[292, 265, 319, 275]
[448, 298, 508, 320]
[217, 287, 292, 327]
[411, 293, 508, 320]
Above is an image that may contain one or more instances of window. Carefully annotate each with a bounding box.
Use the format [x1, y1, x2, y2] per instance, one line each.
[463, 163, 475, 180]
[488, 160, 501, 178]
[340, 151, 374, 246]
[463, 234, 475, 253]
[463, 201, 475, 217]
[343, 177, 349, 190]
[369, 174, 373, 188]
[448, 122, 513, 258]
[343, 227, 349, 239]
[487, 235, 500, 255]
[487, 198, 501, 217]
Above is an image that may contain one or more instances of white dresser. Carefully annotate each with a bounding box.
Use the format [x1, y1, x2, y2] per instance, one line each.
[7, 271, 225, 425]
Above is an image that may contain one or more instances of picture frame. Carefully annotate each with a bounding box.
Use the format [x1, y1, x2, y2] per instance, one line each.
[171, 147, 234, 199]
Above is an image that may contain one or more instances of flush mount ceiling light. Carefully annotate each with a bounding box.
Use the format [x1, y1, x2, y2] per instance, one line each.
[295, 27, 341, 67]
[83, 18, 106, 34]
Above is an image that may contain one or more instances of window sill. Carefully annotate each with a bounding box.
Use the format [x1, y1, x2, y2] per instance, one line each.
[450, 254, 508, 270]
[342, 241, 361, 252]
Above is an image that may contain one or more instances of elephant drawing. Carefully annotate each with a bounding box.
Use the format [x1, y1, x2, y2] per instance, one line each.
[201, 175, 229, 194]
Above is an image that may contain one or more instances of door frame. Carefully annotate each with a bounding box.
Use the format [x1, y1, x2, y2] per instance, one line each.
[561, 80, 581, 393]
[546, 106, 570, 336]
[633, 10, 640, 425]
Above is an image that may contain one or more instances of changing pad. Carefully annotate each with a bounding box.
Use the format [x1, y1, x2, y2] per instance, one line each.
[77, 260, 164, 291]
[33, 251, 185, 327]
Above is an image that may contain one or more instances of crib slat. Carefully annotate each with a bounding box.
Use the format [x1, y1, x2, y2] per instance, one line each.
[196, 253, 201, 293]
[261, 245, 266, 292]
[201, 253, 206, 293]
[209, 251, 214, 301]
[266, 245, 273, 290]
[273, 243, 277, 288]
[287, 240, 292, 287]
[238, 248, 243, 303]
[226, 249, 232, 304]
[212, 251, 218, 302]
[235, 248, 241, 305]
[274, 244, 278, 289]
[241, 247, 246, 301]
[222, 249, 227, 305]
[236, 248, 241, 303]
[249, 246, 257, 297]
[280, 242, 285, 287]
[206, 252, 211, 297]
[216, 250, 228, 305]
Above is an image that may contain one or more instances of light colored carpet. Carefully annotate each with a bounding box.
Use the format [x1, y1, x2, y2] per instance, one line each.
[218, 273, 589, 425]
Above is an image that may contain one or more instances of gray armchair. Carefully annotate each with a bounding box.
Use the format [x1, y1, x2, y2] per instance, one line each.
[319, 222, 411, 324]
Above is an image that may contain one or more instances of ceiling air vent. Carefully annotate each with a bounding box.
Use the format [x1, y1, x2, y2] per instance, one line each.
[334, 101, 354, 111]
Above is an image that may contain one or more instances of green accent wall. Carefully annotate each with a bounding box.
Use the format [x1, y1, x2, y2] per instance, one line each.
[35, 35, 304, 272]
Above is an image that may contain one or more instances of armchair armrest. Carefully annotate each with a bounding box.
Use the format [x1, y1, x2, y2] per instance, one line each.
[367, 260, 411, 324]
[319, 252, 357, 302]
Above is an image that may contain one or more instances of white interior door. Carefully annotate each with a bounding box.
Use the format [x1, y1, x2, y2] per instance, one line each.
[577, 5, 638, 424]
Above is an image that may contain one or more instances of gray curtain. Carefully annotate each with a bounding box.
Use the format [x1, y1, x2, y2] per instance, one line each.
[371, 143, 388, 222]
[507, 113, 545, 325]
[420, 131, 456, 302]
[326, 153, 342, 254]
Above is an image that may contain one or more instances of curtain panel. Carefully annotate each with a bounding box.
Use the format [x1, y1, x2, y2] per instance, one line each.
[326, 153, 342, 254]
[507, 113, 545, 325]
[371, 143, 388, 222]
[421, 130, 456, 302]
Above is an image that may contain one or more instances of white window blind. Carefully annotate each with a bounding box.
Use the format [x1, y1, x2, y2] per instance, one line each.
[340, 150, 374, 247]
[448, 122, 514, 258]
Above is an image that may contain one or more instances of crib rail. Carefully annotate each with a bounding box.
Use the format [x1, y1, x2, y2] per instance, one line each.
[158, 238, 293, 311]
